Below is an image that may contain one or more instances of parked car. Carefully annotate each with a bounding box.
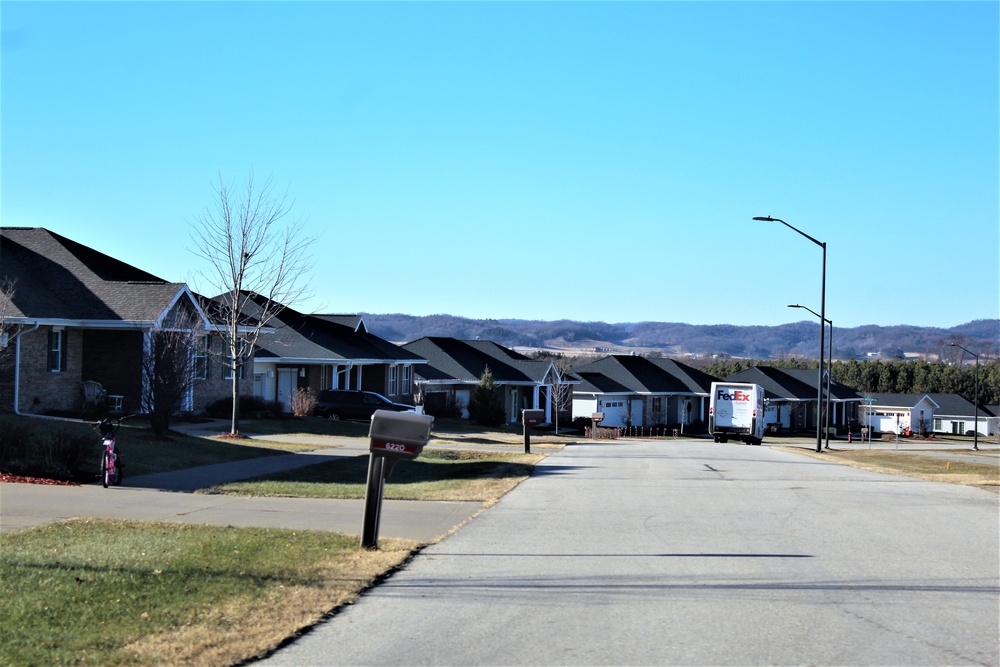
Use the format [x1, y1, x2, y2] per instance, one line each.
[313, 390, 414, 420]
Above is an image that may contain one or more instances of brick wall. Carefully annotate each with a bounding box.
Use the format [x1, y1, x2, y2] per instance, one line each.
[16, 327, 83, 414]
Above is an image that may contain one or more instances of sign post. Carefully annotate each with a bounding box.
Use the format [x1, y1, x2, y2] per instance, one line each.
[861, 397, 878, 448]
[361, 410, 434, 550]
[522, 409, 544, 453]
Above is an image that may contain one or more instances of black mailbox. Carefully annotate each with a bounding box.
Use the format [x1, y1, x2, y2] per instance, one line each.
[522, 409, 545, 426]
[369, 410, 434, 459]
[362, 410, 434, 549]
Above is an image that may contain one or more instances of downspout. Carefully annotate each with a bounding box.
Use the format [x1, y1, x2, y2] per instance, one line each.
[12, 322, 41, 415]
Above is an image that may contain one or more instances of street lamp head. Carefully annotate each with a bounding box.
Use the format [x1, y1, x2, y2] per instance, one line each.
[753, 216, 776, 222]
[788, 304, 802, 309]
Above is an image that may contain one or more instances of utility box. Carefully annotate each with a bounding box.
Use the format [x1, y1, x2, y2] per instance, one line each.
[522, 409, 545, 426]
[369, 410, 434, 459]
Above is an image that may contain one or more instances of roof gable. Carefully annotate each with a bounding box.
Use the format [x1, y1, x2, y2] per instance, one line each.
[1, 227, 190, 325]
[242, 296, 422, 363]
[863, 393, 940, 410]
[402, 337, 551, 384]
[724, 366, 853, 401]
[573, 355, 717, 395]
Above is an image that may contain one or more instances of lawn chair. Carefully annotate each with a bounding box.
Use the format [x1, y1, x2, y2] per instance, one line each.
[81, 380, 106, 410]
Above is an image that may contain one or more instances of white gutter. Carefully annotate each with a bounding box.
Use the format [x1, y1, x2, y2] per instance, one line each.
[12, 322, 40, 415]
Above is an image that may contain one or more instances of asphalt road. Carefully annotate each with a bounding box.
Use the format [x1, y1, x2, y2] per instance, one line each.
[258, 439, 1000, 667]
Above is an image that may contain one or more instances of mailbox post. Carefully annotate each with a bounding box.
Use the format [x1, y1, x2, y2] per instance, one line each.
[361, 410, 434, 550]
[522, 409, 544, 453]
[591, 412, 604, 439]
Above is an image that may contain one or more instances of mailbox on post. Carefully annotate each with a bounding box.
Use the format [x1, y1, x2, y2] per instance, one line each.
[591, 412, 604, 439]
[369, 410, 433, 459]
[362, 410, 434, 549]
[521, 409, 545, 454]
[522, 409, 545, 426]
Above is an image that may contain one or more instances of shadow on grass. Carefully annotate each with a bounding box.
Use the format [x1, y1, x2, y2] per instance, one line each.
[208, 449, 587, 496]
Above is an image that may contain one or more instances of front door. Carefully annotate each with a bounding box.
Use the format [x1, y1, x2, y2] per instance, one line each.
[277, 368, 297, 413]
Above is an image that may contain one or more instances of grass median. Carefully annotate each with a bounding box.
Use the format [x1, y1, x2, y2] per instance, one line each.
[203, 448, 548, 504]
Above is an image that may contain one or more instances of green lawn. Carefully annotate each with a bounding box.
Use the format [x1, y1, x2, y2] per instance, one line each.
[204, 448, 547, 502]
[1, 519, 418, 666]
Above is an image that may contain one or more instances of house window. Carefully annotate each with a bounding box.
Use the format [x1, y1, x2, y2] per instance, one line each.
[48, 329, 67, 372]
[652, 397, 663, 413]
[223, 354, 246, 380]
[194, 335, 210, 380]
[388, 366, 398, 396]
[933, 418, 943, 431]
[402, 365, 412, 395]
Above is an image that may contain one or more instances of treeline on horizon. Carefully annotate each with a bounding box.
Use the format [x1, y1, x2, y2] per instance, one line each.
[691, 357, 1000, 407]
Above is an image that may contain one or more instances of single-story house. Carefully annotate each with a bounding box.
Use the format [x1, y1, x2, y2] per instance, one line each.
[571, 355, 718, 429]
[401, 337, 575, 424]
[861, 393, 997, 437]
[927, 394, 996, 437]
[0, 227, 239, 416]
[724, 366, 861, 434]
[237, 296, 428, 412]
[858, 393, 940, 435]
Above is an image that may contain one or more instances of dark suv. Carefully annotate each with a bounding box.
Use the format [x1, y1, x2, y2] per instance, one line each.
[313, 390, 414, 421]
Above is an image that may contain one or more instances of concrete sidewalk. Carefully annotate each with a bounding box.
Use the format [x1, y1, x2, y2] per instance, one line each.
[0, 431, 481, 541]
[0, 481, 482, 541]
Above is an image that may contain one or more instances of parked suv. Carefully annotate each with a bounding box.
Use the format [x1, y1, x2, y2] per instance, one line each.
[313, 390, 414, 421]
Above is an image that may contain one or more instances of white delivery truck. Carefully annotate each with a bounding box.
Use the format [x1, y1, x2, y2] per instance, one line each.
[709, 382, 766, 445]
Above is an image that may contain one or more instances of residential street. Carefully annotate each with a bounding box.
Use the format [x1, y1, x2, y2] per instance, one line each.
[259, 439, 999, 667]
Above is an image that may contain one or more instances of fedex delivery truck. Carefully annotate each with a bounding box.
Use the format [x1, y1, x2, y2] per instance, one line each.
[709, 382, 765, 445]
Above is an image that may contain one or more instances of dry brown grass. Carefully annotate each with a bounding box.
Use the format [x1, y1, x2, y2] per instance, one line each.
[778, 447, 1000, 493]
[122, 539, 418, 666]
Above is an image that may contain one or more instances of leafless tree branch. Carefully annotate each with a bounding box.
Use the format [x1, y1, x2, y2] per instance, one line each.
[188, 171, 316, 434]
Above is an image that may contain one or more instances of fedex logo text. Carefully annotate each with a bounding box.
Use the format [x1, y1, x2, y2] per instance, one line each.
[717, 390, 752, 402]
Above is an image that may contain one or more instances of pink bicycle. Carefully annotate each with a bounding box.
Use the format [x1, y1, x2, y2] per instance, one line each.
[96, 417, 126, 488]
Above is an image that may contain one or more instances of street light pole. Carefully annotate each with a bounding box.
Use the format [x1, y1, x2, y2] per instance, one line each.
[789, 304, 832, 449]
[950, 343, 980, 451]
[755, 216, 826, 453]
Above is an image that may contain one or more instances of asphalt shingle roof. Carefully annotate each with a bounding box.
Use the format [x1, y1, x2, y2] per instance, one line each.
[1, 227, 188, 324]
[572, 355, 717, 395]
[241, 296, 424, 363]
[725, 366, 860, 402]
[402, 337, 552, 384]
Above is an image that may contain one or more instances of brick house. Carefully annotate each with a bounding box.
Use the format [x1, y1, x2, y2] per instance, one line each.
[236, 295, 427, 412]
[0, 227, 243, 416]
[401, 337, 575, 424]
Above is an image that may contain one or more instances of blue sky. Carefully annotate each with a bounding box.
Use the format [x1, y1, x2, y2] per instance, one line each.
[3, 1, 997, 329]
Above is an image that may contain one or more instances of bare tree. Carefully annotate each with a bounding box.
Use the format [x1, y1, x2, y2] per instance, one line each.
[0, 278, 16, 373]
[549, 358, 575, 433]
[189, 172, 314, 435]
[140, 317, 202, 438]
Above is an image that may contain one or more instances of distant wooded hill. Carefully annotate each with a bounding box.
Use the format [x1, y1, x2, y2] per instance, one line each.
[359, 314, 999, 361]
